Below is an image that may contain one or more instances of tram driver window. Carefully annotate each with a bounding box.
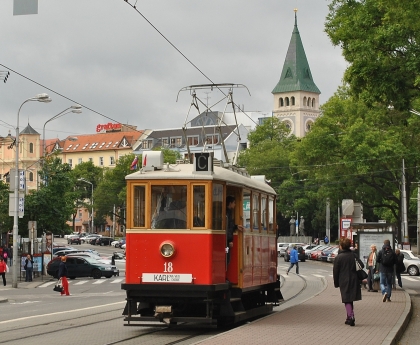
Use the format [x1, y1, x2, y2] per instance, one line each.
[151, 185, 187, 229]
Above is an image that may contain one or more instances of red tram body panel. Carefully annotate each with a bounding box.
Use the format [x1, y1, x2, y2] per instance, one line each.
[122, 152, 282, 326]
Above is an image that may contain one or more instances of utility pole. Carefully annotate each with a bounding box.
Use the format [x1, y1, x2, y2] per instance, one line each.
[402, 159, 409, 244]
[326, 198, 330, 240]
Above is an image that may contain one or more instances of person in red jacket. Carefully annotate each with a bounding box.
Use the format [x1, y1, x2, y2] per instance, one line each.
[0, 257, 7, 286]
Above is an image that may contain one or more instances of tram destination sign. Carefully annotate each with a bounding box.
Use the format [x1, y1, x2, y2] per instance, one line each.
[142, 273, 193, 283]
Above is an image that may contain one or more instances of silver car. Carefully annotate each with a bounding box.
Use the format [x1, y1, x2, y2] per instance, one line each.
[400, 250, 420, 276]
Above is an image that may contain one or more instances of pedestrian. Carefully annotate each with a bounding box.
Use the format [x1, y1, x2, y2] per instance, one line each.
[377, 239, 397, 302]
[59, 256, 70, 296]
[226, 195, 244, 265]
[24, 254, 34, 282]
[286, 245, 299, 275]
[0, 257, 7, 286]
[366, 244, 379, 292]
[395, 249, 405, 288]
[333, 237, 362, 327]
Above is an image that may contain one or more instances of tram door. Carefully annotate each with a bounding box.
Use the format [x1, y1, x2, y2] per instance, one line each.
[226, 188, 243, 284]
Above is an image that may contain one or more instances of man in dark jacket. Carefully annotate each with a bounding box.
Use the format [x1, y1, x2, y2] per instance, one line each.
[395, 249, 405, 288]
[226, 196, 243, 265]
[376, 239, 396, 302]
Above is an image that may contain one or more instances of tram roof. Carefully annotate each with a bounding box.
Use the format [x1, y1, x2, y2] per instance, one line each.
[125, 164, 276, 195]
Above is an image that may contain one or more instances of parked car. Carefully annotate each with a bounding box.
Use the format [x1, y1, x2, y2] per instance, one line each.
[111, 240, 120, 247]
[82, 234, 102, 244]
[55, 249, 100, 258]
[66, 252, 112, 265]
[95, 237, 115, 246]
[284, 244, 306, 262]
[52, 246, 73, 255]
[327, 247, 339, 263]
[320, 246, 338, 262]
[278, 243, 290, 257]
[307, 245, 329, 260]
[68, 237, 82, 245]
[119, 238, 126, 247]
[400, 249, 420, 276]
[46, 255, 119, 279]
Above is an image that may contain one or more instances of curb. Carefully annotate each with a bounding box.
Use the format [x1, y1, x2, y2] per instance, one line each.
[382, 289, 412, 345]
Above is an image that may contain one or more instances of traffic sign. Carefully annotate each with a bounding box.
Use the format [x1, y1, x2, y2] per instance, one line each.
[8, 192, 25, 218]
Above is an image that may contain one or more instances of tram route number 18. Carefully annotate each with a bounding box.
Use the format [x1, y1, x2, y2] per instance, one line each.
[164, 262, 173, 273]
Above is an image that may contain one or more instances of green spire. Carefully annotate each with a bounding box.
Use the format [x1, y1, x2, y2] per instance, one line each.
[272, 12, 320, 94]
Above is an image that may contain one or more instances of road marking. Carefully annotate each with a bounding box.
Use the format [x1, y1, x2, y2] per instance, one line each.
[38, 282, 56, 288]
[92, 280, 106, 284]
[0, 301, 126, 325]
[74, 280, 89, 285]
[402, 276, 418, 281]
[111, 278, 124, 284]
[312, 274, 324, 278]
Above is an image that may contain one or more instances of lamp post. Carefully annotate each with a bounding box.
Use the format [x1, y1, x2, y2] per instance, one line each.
[78, 178, 94, 233]
[43, 105, 82, 155]
[13, 93, 52, 288]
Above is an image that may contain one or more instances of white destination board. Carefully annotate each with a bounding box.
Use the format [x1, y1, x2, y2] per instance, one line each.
[142, 273, 193, 283]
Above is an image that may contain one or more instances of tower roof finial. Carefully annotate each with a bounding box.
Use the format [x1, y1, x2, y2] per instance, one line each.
[294, 8, 298, 26]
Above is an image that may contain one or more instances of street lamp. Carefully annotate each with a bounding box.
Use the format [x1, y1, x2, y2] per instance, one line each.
[78, 178, 94, 233]
[43, 105, 82, 155]
[13, 93, 52, 288]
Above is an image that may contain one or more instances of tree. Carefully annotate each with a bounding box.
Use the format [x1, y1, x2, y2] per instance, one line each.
[0, 181, 12, 236]
[292, 87, 420, 240]
[24, 156, 75, 235]
[326, 0, 420, 111]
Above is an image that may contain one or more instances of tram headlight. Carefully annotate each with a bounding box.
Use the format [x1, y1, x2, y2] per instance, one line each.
[160, 242, 175, 257]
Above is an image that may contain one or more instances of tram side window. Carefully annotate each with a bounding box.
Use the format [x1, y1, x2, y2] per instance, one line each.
[252, 193, 260, 231]
[268, 197, 275, 233]
[133, 186, 146, 227]
[151, 185, 187, 229]
[193, 185, 205, 227]
[212, 183, 223, 230]
[261, 196, 267, 231]
[243, 190, 251, 229]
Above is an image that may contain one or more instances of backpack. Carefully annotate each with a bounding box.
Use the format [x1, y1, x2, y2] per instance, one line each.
[3, 252, 7, 259]
[381, 248, 394, 266]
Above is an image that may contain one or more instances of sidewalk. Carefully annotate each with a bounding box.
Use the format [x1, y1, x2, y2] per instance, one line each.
[195, 275, 411, 345]
[0, 268, 53, 302]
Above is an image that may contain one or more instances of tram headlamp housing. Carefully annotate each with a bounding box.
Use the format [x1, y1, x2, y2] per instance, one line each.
[160, 242, 175, 257]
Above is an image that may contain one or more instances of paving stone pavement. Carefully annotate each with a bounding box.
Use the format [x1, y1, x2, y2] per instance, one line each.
[194, 275, 411, 345]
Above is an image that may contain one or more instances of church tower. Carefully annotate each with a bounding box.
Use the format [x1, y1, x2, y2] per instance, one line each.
[272, 10, 321, 137]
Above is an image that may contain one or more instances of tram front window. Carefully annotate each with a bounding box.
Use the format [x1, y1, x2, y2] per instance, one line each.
[151, 185, 187, 229]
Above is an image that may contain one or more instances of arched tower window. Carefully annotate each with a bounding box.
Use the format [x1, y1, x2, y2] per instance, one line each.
[307, 97, 311, 107]
[291, 96, 295, 106]
[303, 97, 307, 107]
[312, 98, 315, 108]
[29, 142, 34, 153]
[279, 98, 284, 107]
[29, 172, 34, 182]
[285, 97, 290, 106]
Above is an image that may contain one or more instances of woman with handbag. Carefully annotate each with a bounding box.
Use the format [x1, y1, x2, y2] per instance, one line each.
[367, 245, 379, 292]
[333, 237, 362, 327]
[58, 256, 70, 296]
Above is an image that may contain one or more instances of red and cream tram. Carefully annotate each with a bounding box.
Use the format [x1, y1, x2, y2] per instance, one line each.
[122, 151, 282, 326]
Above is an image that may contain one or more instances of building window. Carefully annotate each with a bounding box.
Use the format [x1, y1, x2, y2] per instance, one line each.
[307, 97, 311, 107]
[285, 97, 290, 106]
[99, 157, 104, 166]
[78, 158, 83, 164]
[291, 96, 295, 106]
[29, 143, 34, 153]
[143, 140, 153, 149]
[206, 134, 219, 145]
[170, 137, 182, 148]
[110, 156, 115, 165]
[303, 96, 307, 107]
[187, 136, 199, 146]
[89, 158, 93, 162]
[29, 172, 34, 182]
[162, 138, 169, 147]
[68, 159, 73, 168]
[312, 98, 315, 107]
[279, 98, 284, 107]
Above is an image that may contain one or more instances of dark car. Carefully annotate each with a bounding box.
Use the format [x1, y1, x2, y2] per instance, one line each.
[46, 255, 119, 279]
[284, 244, 306, 262]
[68, 237, 82, 245]
[95, 237, 115, 246]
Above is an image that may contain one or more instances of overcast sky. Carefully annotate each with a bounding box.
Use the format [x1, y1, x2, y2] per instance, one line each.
[0, 0, 346, 141]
